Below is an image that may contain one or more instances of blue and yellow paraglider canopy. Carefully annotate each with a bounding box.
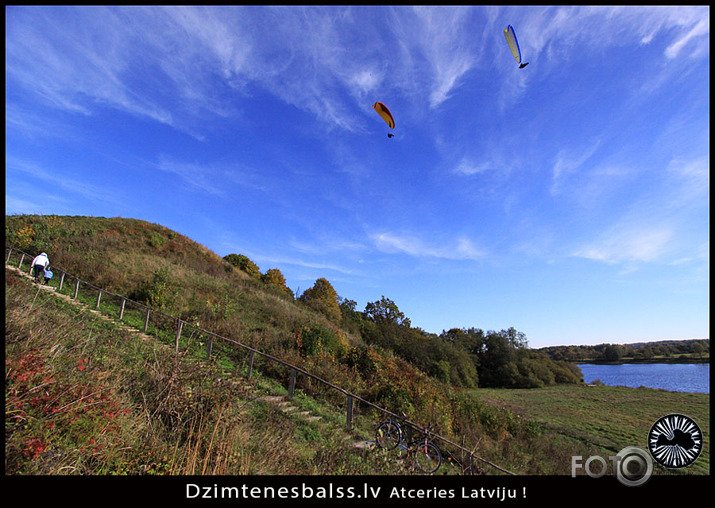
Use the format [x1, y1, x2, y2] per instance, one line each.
[373, 101, 395, 137]
[504, 25, 529, 69]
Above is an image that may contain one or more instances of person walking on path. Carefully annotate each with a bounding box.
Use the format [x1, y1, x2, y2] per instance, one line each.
[30, 252, 50, 284]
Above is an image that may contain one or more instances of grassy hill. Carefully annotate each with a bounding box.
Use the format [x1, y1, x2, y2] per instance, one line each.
[5, 214, 709, 476]
[5, 263, 389, 475]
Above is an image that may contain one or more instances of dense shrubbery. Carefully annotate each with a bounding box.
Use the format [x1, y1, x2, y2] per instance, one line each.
[129, 267, 178, 310]
[438, 327, 581, 388]
[353, 307, 581, 389]
[295, 323, 349, 359]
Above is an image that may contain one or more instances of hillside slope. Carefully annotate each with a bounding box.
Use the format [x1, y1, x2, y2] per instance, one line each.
[5, 263, 407, 475]
[6, 215, 519, 474]
[8, 214, 671, 477]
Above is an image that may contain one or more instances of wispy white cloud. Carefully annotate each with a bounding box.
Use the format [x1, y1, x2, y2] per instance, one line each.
[7, 157, 127, 208]
[406, 6, 477, 108]
[213, 233, 360, 279]
[573, 224, 674, 266]
[7, 5, 706, 140]
[664, 11, 709, 59]
[155, 155, 266, 197]
[7, 7, 177, 125]
[289, 237, 368, 258]
[488, 3, 709, 115]
[518, 6, 709, 59]
[452, 157, 493, 177]
[155, 158, 225, 197]
[372, 232, 485, 261]
[665, 156, 709, 204]
[5, 103, 77, 142]
[5, 196, 50, 216]
[571, 153, 708, 268]
[5, 6, 485, 138]
[252, 250, 359, 277]
[550, 142, 602, 197]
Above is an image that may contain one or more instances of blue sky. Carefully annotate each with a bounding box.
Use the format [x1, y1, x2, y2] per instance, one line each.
[5, 6, 709, 347]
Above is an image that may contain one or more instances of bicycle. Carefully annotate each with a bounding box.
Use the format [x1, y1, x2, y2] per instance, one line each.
[376, 415, 442, 473]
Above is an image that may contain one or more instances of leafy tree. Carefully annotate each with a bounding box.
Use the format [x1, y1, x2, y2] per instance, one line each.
[223, 253, 261, 278]
[298, 278, 342, 322]
[262, 268, 293, 297]
[551, 360, 583, 384]
[430, 341, 478, 388]
[338, 296, 364, 335]
[635, 347, 654, 360]
[515, 352, 556, 388]
[478, 330, 519, 388]
[440, 327, 579, 388]
[365, 296, 411, 328]
[601, 345, 622, 363]
[503, 326, 529, 350]
[338, 297, 357, 314]
[441, 327, 486, 356]
[691, 342, 705, 358]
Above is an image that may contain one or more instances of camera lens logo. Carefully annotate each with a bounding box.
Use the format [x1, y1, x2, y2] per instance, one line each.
[648, 414, 702, 469]
[614, 447, 653, 487]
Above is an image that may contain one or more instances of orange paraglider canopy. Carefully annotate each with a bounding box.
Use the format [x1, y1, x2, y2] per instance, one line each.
[373, 101, 395, 129]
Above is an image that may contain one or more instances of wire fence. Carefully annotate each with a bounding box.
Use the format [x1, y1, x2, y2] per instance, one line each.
[5, 246, 515, 475]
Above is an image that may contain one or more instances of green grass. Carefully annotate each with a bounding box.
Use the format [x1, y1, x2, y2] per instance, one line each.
[476, 385, 709, 475]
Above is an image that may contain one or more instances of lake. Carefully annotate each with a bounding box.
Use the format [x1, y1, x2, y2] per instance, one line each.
[577, 363, 709, 394]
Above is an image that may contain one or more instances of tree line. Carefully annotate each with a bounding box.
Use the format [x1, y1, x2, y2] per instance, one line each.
[224, 253, 583, 389]
[540, 339, 710, 363]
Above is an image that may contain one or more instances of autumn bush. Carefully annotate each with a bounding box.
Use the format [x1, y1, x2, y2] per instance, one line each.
[295, 323, 349, 359]
[5, 282, 144, 474]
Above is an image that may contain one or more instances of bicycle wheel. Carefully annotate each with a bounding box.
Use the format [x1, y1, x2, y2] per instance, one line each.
[376, 420, 402, 450]
[414, 441, 442, 473]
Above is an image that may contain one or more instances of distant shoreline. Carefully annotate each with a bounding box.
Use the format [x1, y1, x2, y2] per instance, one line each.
[577, 357, 709, 365]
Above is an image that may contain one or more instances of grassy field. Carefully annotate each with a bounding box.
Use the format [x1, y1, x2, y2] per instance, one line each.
[476, 385, 709, 475]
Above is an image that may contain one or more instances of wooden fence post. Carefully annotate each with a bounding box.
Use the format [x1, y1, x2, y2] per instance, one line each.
[143, 307, 150, 332]
[206, 335, 213, 360]
[289, 369, 296, 398]
[18, 253, 25, 270]
[6, 249, 11, 263]
[346, 395, 354, 430]
[119, 298, 126, 320]
[246, 351, 255, 379]
[58, 272, 65, 292]
[96, 289, 102, 308]
[73, 279, 80, 299]
[175, 319, 183, 353]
